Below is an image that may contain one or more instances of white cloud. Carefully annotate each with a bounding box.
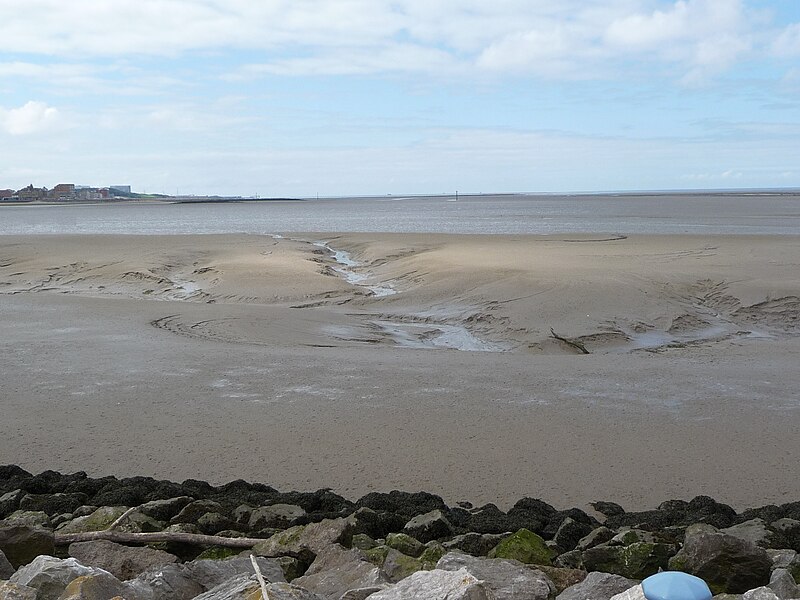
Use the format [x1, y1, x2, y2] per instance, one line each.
[0, 0, 779, 83]
[0, 101, 61, 135]
[772, 23, 800, 57]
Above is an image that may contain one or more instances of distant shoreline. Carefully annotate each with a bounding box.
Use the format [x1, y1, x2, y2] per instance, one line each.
[2, 188, 799, 208]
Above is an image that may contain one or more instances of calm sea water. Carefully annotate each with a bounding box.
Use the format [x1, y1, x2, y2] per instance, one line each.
[1, 193, 799, 235]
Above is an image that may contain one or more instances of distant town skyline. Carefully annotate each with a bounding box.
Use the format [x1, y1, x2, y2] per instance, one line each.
[1, 1, 799, 197]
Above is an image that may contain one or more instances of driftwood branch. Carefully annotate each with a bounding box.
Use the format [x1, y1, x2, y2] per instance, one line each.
[54, 530, 265, 548]
[251, 555, 271, 600]
[550, 327, 590, 354]
[108, 506, 140, 530]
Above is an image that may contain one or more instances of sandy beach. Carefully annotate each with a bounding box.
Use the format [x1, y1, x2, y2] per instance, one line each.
[1, 232, 799, 511]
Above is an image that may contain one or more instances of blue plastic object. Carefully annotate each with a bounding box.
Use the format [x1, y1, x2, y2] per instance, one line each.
[642, 572, 712, 600]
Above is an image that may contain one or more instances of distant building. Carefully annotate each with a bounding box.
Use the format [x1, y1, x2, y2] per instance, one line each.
[0, 189, 14, 199]
[110, 185, 131, 194]
[16, 185, 47, 201]
[51, 183, 76, 201]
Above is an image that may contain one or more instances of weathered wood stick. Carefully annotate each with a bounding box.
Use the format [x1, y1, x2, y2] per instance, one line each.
[55, 530, 264, 547]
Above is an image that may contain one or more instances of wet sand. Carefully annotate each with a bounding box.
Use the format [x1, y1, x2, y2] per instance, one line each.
[1, 233, 799, 511]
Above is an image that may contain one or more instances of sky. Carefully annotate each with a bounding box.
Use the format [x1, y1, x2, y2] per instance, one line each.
[1, 0, 799, 196]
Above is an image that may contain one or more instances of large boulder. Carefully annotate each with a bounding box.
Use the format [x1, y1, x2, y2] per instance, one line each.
[402, 510, 453, 544]
[0, 524, 55, 568]
[68, 540, 178, 581]
[380, 549, 426, 583]
[668, 527, 772, 593]
[169, 500, 224, 525]
[721, 520, 782, 549]
[291, 545, 387, 599]
[743, 588, 780, 600]
[437, 552, 555, 600]
[182, 555, 286, 590]
[0, 491, 26, 519]
[2, 512, 50, 529]
[193, 575, 324, 600]
[367, 567, 494, 599]
[248, 505, 306, 531]
[18, 494, 87, 517]
[252, 517, 356, 564]
[581, 542, 674, 579]
[57, 572, 142, 600]
[128, 563, 204, 600]
[1, 548, 15, 579]
[138, 497, 194, 522]
[553, 518, 594, 552]
[556, 572, 639, 600]
[56, 507, 129, 534]
[385, 533, 424, 558]
[0, 581, 37, 600]
[488, 529, 555, 566]
[767, 568, 799, 600]
[9, 556, 108, 600]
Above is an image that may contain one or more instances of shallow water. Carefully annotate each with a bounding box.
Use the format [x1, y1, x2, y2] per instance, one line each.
[1, 192, 799, 235]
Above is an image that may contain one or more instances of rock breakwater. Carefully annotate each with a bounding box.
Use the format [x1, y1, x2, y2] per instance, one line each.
[2, 466, 800, 600]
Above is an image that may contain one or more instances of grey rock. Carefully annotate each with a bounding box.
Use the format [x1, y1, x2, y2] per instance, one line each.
[443, 533, 510, 557]
[578, 528, 616, 551]
[711, 595, 743, 600]
[608, 584, 645, 600]
[57, 571, 144, 600]
[274, 556, 304, 582]
[367, 567, 493, 600]
[139, 497, 194, 522]
[0, 491, 26, 520]
[0, 581, 37, 600]
[582, 542, 674, 579]
[771, 519, 800, 534]
[292, 545, 387, 600]
[767, 550, 797, 570]
[197, 513, 236, 536]
[742, 587, 780, 600]
[380, 549, 424, 583]
[768, 569, 799, 600]
[385, 533, 424, 558]
[553, 550, 583, 570]
[70, 508, 97, 519]
[185, 574, 257, 600]
[9, 556, 106, 600]
[3, 512, 51, 529]
[170, 500, 224, 525]
[351, 534, 377, 551]
[195, 575, 324, 600]
[68, 540, 178, 581]
[1, 549, 15, 579]
[437, 551, 554, 600]
[50, 515, 73, 529]
[554, 518, 594, 552]
[557, 572, 639, 600]
[338, 586, 388, 600]
[130, 563, 204, 600]
[252, 517, 357, 562]
[57, 507, 130, 534]
[232, 505, 254, 526]
[722, 520, 780, 549]
[668, 529, 771, 594]
[402, 510, 453, 544]
[609, 530, 658, 546]
[0, 525, 55, 568]
[183, 555, 286, 590]
[249, 505, 306, 531]
[18, 494, 86, 517]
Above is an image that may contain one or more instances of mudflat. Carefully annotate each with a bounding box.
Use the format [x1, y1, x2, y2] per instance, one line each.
[1, 233, 798, 510]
